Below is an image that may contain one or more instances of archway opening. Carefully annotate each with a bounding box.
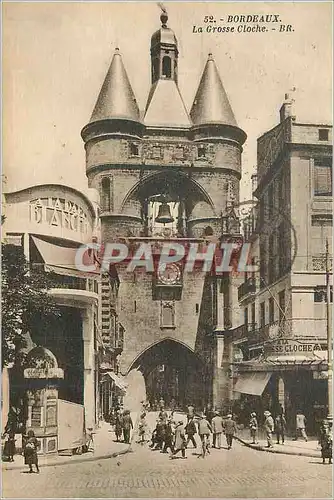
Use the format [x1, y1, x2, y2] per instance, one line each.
[129, 339, 205, 411]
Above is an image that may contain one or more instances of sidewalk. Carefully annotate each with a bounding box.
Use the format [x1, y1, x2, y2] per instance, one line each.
[2, 412, 138, 471]
[235, 428, 322, 458]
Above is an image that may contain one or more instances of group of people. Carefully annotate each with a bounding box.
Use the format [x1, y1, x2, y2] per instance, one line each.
[109, 409, 134, 444]
[143, 404, 239, 459]
[249, 409, 306, 448]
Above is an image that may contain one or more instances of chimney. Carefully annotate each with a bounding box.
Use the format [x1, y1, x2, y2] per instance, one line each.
[279, 93, 295, 122]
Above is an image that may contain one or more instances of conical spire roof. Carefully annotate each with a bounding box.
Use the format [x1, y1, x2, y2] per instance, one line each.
[90, 48, 140, 123]
[190, 54, 237, 127]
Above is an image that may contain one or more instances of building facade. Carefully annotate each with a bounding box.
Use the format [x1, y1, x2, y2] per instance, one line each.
[81, 11, 246, 410]
[2, 183, 125, 450]
[234, 96, 332, 433]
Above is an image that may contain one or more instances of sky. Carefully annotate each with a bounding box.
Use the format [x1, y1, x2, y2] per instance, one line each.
[3, 1, 333, 201]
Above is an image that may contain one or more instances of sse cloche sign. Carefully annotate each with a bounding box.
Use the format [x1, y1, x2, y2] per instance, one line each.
[264, 338, 322, 357]
[24, 367, 64, 379]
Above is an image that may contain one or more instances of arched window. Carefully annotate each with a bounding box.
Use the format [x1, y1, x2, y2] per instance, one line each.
[101, 177, 111, 211]
[162, 56, 172, 78]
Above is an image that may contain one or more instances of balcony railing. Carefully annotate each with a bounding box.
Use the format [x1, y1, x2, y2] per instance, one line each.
[238, 277, 256, 300]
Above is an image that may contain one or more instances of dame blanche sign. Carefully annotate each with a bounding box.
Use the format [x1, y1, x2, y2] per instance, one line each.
[264, 338, 322, 357]
[29, 197, 89, 234]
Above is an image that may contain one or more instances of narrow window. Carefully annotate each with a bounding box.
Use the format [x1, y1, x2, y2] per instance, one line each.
[269, 297, 275, 324]
[279, 290, 285, 322]
[198, 146, 207, 158]
[314, 158, 332, 196]
[244, 307, 248, 327]
[129, 143, 139, 156]
[319, 129, 329, 141]
[101, 177, 111, 211]
[260, 302, 265, 328]
[134, 300, 137, 313]
[195, 303, 199, 314]
[251, 302, 256, 327]
[162, 56, 172, 78]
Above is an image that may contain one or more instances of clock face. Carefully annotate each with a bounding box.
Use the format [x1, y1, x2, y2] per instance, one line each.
[157, 263, 181, 285]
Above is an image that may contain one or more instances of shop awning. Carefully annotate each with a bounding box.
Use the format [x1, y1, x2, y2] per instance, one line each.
[104, 371, 128, 392]
[234, 371, 272, 396]
[32, 236, 98, 278]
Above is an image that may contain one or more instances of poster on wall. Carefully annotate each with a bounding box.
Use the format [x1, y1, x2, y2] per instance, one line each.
[57, 400, 86, 451]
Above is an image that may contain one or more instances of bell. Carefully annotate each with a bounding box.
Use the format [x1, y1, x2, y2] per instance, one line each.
[155, 202, 174, 224]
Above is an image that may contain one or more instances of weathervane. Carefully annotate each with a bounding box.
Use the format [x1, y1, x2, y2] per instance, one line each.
[157, 2, 168, 27]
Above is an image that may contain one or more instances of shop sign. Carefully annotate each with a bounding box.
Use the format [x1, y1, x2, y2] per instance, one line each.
[264, 338, 322, 357]
[29, 197, 90, 234]
[24, 367, 64, 379]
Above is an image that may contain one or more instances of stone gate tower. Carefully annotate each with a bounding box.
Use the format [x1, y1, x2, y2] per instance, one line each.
[81, 10, 246, 410]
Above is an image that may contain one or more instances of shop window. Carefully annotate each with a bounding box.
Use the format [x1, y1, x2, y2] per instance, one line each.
[314, 158, 332, 197]
[318, 129, 329, 141]
[269, 297, 275, 324]
[162, 56, 172, 78]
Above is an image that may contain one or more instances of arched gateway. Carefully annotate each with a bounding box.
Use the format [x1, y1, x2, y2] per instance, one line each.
[127, 339, 205, 410]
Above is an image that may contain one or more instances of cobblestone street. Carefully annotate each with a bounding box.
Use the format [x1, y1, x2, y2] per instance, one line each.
[2, 439, 332, 498]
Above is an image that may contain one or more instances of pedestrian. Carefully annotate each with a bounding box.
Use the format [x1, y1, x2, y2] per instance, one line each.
[170, 421, 187, 459]
[205, 404, 214, 424]
[162, 418, 174, 454]
[264, 410, 274, 448]
[122, 409, 133, 444]
[319, 419, 332, 465]
[294, 410, 308, 441]
[223, 413, 237, 450]
[170, 398, 176, 412]
[249, 412, 258, 444]
[138, 412, 147, 443]
[3, 430, 16, 462]
[115, 410, 123, 442]
[275, 412, 286, 444]
[187, 403, 195, 420]
[185, 416, 197, 449]
[211, 411, 224, 449]
[158, 406, 168, 423]
[151, 418, 164, 450]
[198, 412, 212, 458]
[24, 430, 39, 473]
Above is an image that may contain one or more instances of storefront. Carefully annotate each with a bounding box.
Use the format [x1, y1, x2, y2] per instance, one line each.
[232, 338, 328, 434]
[3, 184, 102, 437]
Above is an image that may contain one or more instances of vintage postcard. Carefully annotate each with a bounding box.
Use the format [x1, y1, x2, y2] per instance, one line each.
[2, 1, 333, 498]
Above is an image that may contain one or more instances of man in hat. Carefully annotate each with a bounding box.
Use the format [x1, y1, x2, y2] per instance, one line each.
[122, 410, 133, 444]
[264, 410, 274, 448]
[223, 414, 237, 450]
[211, 411, 224, 449]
